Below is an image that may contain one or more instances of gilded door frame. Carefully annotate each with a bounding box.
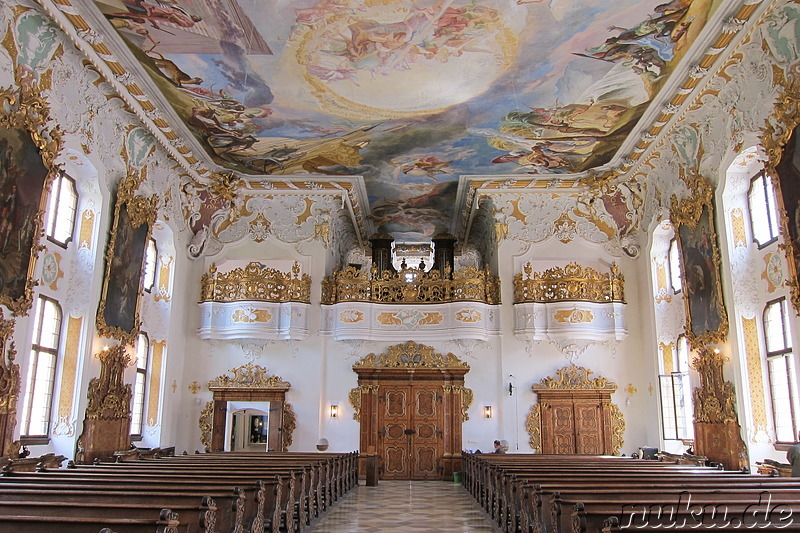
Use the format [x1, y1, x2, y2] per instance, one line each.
[351, 341, 471, 480]
[202, 363, 294, 452]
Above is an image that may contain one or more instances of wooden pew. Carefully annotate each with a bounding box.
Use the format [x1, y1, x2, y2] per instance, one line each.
[463, 453, 800, 533]
[0, 507, 181, 533]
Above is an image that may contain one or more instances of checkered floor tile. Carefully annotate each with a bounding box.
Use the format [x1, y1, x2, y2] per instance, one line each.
[308, 480, 497, 532]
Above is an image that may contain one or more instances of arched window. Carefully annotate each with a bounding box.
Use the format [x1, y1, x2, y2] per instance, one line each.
[763, 297, 800, 442]
[659, 335, 694, 440]
[748, 170, 780, 248]
[131, 332, 150, 438]
[667, 237, 682, 293]
[45, 173, 78, 247]
[142, 238, 157, 293]
[20, 296, 62, 440]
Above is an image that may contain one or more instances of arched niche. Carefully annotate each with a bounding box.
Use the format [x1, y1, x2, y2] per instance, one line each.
[201, 363, 295, 452]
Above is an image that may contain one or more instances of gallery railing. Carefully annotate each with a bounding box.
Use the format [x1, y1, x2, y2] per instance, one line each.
[321, 265, 500, 305]
[200, 261, 311, 303]
[513, 262, 624, 303]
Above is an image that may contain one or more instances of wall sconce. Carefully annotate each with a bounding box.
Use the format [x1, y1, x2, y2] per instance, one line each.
[484, 405, 493, 419]
[330, 405, 338, 418]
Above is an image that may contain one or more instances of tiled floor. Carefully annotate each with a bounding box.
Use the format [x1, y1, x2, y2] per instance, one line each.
[308, 480, 498, 532]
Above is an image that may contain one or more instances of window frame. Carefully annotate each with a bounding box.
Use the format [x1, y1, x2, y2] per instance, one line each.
[667, 237, 682, 294]
[130, 332, 150, 441]
[44, 172, 78, 249]
[142, 238, 158, 294]
[20, 295, 63, 444]
[659, 335, 694, 441]
[763, 297, 800, 443]
[748, 170, 780, 249]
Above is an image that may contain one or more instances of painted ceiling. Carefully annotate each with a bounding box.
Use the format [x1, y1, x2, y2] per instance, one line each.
[89, 0, 722, 242]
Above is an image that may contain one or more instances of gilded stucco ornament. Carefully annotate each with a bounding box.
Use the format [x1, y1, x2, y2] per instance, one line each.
[199, 401, 213, 451]
[207, 363, 291, 391]
[348, 387, 361, 421]
[200, 261, 311, 304]
[513, 262, 624, 304]
[531, 365, 618, 392]
[354, 341, 469, 370]
[0, 309, 20, 457]
[525, 403, 542, 451]
[461, 387, 474, 422]
[282, 402, 296, 450]
[322, 264, 500, 305]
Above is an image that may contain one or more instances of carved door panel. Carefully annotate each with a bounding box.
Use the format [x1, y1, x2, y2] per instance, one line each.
[379, 385, 411, 479]
[574, 401, 603, 454]
[411, 386, 442, 479]
[377, 382, 445, 480]
[550, 401, 576, 454]
[540, 397, 609, 455]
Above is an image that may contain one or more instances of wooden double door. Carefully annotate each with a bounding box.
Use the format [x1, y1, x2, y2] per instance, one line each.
[378, 383, 442, 479]
[539, 392, 613, 455]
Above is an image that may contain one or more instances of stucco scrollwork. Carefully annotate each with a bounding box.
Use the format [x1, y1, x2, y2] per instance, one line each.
[353, 341, 469, 370]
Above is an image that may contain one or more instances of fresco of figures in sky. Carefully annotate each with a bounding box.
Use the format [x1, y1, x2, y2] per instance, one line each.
[93, 0, 716, 241]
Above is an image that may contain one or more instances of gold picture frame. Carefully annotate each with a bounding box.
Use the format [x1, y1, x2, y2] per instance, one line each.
[771, 124, 800, 315]
[96, 180, 157, 345]
[670, 179, 728, 348]
[0, 86, 61, 316]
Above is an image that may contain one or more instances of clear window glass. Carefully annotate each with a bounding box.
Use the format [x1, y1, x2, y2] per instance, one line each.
[20, 296, 62, 437]
[748, 171, 780, 248]
[763, 298, 800, 442]
[668, 238, 682, 293]
[659, 335, 694, 441]
[142, 239, 157, 293]
[131, 333, 149, 437]
[45, 173, 78, 247]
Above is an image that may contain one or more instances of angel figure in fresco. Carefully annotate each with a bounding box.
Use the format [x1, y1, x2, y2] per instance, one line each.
[390, 156, 453, 182]
[491, 143, 573, 174]
[110, 0, 202, 31]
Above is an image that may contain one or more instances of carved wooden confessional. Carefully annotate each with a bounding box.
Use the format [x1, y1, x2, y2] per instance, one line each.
[351, 341, 472, 480]
[527, 365, 625, 455]
[201, 363, 295, 453]
[76, 345, 132, 463]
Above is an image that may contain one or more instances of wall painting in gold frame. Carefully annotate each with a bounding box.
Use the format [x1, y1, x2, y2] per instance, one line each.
[96, 181, 157, 345]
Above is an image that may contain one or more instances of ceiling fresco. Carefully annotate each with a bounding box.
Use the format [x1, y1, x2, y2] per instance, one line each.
[90, 0, 722, 242]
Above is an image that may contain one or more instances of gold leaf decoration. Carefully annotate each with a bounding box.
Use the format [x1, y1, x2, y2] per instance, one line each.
[514, 262, 624, 304]
[199, 401, 213, 451]
[207, 363, 291, 391]
[532, 364, 617, 392]
[282, 402, 296, 450]
[322, 264, 500, 304]
[353, 341, 469, 370]
[201, 261, 311, 304]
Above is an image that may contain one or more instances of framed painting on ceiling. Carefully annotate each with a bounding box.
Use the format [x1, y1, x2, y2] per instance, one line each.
[672, 190, 728, 348]
[0, 93, 60, 316]
[96, 186, 157, 345]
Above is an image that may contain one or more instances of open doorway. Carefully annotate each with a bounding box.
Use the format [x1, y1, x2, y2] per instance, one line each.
[226, 401, 271, 452]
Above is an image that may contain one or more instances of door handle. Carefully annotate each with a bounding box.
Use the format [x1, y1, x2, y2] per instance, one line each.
[404, 429, 416, 435]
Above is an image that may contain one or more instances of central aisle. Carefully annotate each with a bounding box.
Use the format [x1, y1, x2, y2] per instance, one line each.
[308, 480, 498, 532]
